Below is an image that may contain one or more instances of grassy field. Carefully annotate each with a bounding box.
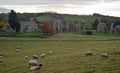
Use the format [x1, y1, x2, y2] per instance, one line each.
[0, 33, 120, 73]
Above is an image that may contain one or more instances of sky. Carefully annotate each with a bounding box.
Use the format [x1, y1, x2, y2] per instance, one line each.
[0, 0, 120, 17]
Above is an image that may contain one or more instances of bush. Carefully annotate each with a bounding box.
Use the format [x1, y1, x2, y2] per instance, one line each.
[85, 31, 93, 35]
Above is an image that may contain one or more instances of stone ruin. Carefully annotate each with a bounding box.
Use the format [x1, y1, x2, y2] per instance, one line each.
[113, 25, 120, 34]
[50, 17, 85, 33]
[97, 22, 120, 34]
[2, 21, 39, 33]
[97, 22, 106, 33]
[3, 17, 86, 33]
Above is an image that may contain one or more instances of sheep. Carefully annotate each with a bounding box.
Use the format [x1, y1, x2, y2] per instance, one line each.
[92, 48, 98, 51]
[68, 48, 71, 51]
[25, 43, 29, 46]
[0, 53, 3, 56]
[85, 51, 93, 56]
[1, 43, 5, 46]
[16, 46, 21, 49]
[25, 56, 28, 59]
[16, 49, 20, 52]
[113, 46, 116, 49]
[28, 60, 38, 67]
[29, 64, 43, 71]
[100, 52, 108, 59]
[40, 54, 45, 58]
[33, 55, 39, 59]
[49, 51, 53, 54]
[0, 56, 3, 59]
[0, 59, 3, 62]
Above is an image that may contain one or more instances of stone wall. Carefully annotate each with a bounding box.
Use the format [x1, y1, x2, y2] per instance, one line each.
[2, 21, 39, 33]
[114, 25, 120, 34]
[51, 18, 85, 32]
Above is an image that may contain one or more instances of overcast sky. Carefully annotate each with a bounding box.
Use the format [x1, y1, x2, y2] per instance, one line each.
[0, 0, 120, 17]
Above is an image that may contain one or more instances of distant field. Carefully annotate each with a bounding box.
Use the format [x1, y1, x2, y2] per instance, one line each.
[0, 33, 120, 73]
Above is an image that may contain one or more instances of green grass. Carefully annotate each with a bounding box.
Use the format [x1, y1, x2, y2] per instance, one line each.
[16, 31, 42, 37]
[91, 30, 120, 37]
[0, 33, 120, 73]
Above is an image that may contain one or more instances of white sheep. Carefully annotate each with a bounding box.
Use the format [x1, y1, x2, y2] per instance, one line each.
[28, 60, 38, 67]
[1, 43, 5, 46]
[100, 52, 108, 59]
[33, 55, 39, 59]
[113, 46, 116, 49]
[29, 64, 43, 71]
[0, 53, 3, 56]
[0, 59, 3, 62]
[68, 48, 71, 51]
[25, 56, 28, 59]
[85, 51, 93, 56]
[16, 49, 20, 52]
[0, 56, 3, 59]
[40, 54, 45, 58]
[16, 46, 21, 49]
[49, 51, 53, 54]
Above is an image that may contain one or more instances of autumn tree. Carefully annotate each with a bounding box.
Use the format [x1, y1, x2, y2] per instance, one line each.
[41, 20, 55, 35]
[8, 10, 20, 33]
[0, 19, 5, 29]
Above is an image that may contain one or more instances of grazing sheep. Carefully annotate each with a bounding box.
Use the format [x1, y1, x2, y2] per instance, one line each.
[0, 59, 3, 62]
[33, 55, 39, 59]
[16, 46, 21, 49]
[25, 43, 29, 46]
[40, 54, 45, 58]
[1, 44, 5, 46]
[100, 52, 108, 59]
[16, 49, 20, 52]
[25, 56, 28, 59]
[0, 53, 3, 56]
[49, 51, 53, 54]
[68, 48, 71, 51]
[92, 48, 98, 51]
[85, 51, 93, 56]
[28, 60, 38, 67]
[29, 64, 43, 71]
[113, 46, 116, 49]
[0, 56, 3, 59]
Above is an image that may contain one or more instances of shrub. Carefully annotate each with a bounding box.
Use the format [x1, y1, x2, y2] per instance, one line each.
[85, 31, 93, 35]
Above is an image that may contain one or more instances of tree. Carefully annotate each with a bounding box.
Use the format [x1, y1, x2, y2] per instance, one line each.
[0, 20, 5, 29]
[101, 17, 107, 23]
[114, 20, 120, 28]
[41, 20, 55, 35]
[93, 18, 99, 30]
[8, 10, 20, 33]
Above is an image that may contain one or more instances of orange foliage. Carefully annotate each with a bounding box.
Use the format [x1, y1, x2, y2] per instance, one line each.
[41, 20, 55, 34]
[0, 21, 5, 28]
[98, 22, 105, 26]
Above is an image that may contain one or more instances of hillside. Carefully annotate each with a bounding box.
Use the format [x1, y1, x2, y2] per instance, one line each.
[35, 13, 120, 29]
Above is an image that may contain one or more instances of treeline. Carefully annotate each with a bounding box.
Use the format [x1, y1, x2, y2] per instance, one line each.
[93, 13, 120, 23]
[0, 12, 120, 22]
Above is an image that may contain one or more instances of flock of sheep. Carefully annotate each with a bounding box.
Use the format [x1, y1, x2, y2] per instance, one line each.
[85, 50, 108, 58]
[0, 43, 110, 72]
[2, 39, 118, 72]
